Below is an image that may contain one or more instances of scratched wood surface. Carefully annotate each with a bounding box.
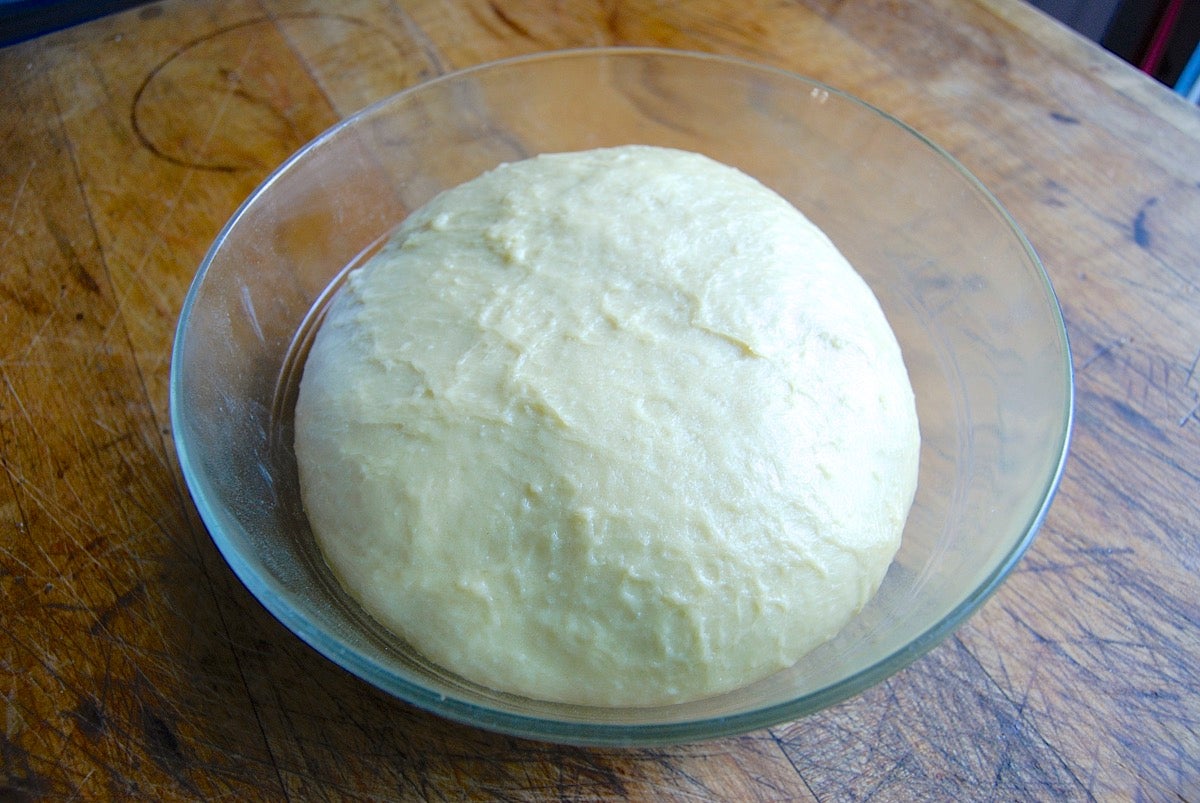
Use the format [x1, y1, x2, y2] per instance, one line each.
[2, 0, 1199, 799]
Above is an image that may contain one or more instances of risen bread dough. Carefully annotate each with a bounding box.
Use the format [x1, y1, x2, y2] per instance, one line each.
[295, 146, 919, 707]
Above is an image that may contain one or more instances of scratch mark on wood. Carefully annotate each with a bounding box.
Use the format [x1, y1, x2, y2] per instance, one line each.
[1178, 396, 1200, 427]
[768, 727, 819, 799]
[130, 35, 247, 173]
[0, 733, 54, 799]
[1184, 347, 1200, 388]
[1, 160, 35, 256]
[0, 621, 143, 793]
[11, 275, 72, 363]
[131, 18, 284, 173]
[487, 0, 536, 40]
[141, 710, 185, 770]
[0, 371, 35, 437]
[0, 281, 52, 320]
[388, 2, 446, 75]
[45, 220, 102, 296]
[130, 670, 204, 797]
[1113, 397, 1165, 441]
[89, 582, 147, 635]
[1078, 336, 1129, 372]
[1049, 111, 1080, 125]
[68, 695, 107, 739]
[1132, 197, 1157, 249]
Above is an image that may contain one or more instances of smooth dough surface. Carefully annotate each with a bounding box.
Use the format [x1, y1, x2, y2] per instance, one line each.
[295, 145, 920, 707]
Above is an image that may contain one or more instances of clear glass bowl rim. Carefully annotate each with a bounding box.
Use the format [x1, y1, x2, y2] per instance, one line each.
[170, 46, 1074, 746]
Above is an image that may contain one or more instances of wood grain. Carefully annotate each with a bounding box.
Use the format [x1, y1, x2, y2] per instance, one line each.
[2, 0, 1199, 799]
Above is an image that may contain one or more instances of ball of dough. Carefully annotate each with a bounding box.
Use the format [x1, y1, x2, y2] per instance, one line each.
[295, 145, 919, 707]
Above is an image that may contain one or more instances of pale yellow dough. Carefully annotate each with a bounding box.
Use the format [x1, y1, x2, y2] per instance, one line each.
[295, 146, 919, 707]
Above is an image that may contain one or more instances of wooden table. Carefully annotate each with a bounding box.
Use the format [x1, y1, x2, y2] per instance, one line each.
[3, 0, 1198, 798]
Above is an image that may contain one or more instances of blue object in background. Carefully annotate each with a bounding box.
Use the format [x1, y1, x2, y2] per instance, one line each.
[1175, 39, 1200, 100]
[1, 0, 152, 46]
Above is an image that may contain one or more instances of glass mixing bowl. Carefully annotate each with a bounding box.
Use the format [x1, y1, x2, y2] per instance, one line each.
[170, 47, 1072, 745]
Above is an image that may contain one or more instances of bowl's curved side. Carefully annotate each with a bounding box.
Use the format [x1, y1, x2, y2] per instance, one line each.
[170, 46, 1073, 746]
